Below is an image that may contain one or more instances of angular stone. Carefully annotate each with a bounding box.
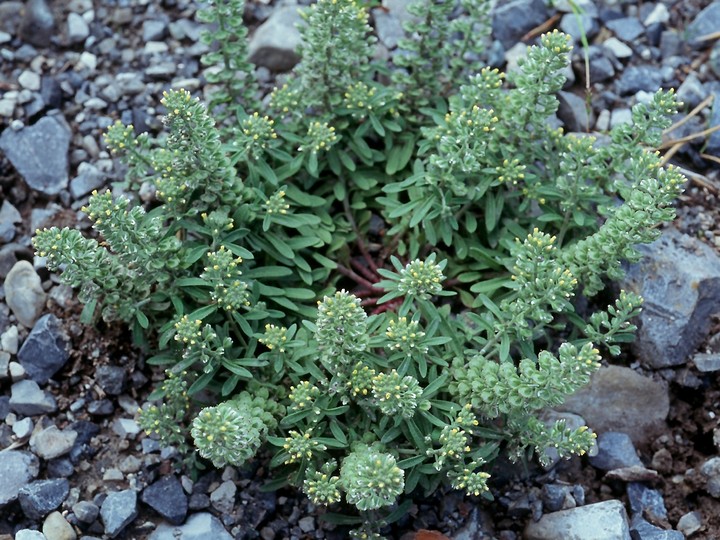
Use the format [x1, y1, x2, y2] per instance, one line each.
[525, 500, 631, 540]
[30, 426, 78, 460]
[10, 379, 58, 416]
[248, 6, 304, 71]
[557, 91, 594, 132]
[67, 12, 89, 43]
[606, 17, 644, 42]
[148, 512, 234, 540]
[72, 501, 99, 524]
[0, 200, 22, 243]
[94, 365, 126, 396]
[616, 65, 663, 96]
[561, 366, 669, 446]
[141, 476, 188, 525]
[210, 480, 236, 514]
[0, 114, 71, 195]
[0, 450, 40, 506]
[42, 511, 76, 540]
[492, 0, 548, 49]
[100, 490, 139, 538]
[19, 0, 55, 47]
[693, 353, 720, 373]
[17, 314, 71, 384]
[589, 432, 643, 471]
[686, 1, 720, 48]
[18, 479, 70, 520]
[5, 260, 47, 328]
[630, 515, 684, 540]
[627, 483, 668, 519]
[621, 229, 720, 369]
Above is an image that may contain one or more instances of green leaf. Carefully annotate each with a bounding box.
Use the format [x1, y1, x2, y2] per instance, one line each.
[369, 113, 385, 136]
[386, 135, 415, 175]
[421, 373, 449, 398]
[329, 420, 348, 444]
[175, 278, 208, 287]
[135, 310, 149, 329]
[80, 298, 97, 324]
[187, 304, 218, 321]
[255, 159, 278, 184]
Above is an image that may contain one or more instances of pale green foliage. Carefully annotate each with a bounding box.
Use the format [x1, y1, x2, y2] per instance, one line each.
[340, 445, 405, 511]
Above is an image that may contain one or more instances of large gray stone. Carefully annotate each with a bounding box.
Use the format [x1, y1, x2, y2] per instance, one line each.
[5, 260, 47, 328]
[589, 432, 643, 471]
[148, 512, 234, 540]
[101, 489, 139, 538]
[18, 478, 70, 520]
[560, 366, 669, 446]
[621, 229, 720, 369]
[0, 114, 71, 195]
[492, 0, 548, 49]
[30, 426, 78, 460]
[10, 379, 58, 416]
[525, 500, 631, 540]
[141, 475, 188, 525]
[17, 314, 71, 384]
[630, 515, 684, 540]
[18, 0, 55, 47]
[248, 6, 304, 72]
[686, 1, 720, 48]
[0, 450, 40, 506]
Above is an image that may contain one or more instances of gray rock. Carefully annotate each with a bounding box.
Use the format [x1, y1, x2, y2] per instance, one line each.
[627, 482, 667, 519]
[13, 417, 34, 439]
[559, 13, 599, 42]
[659, 30, 681, 58]
[101, 490, 139, 538]
[18, 71, 41, 91]
[373, 8, 404, 49]
[606, 17, 645, 42]
[676, 511, 702, 537]
[676, 72, 708, 109]
[707, 92, 720, 155]
[492, 0, 548, 49]
[73, 500, 100, 523]
[0, 200, 21, 243]
[15, 530, 47, 540]
[46, 458, 74, 478]
[210, 480, 236, 514]
[42, 511, 76, 540]
[148, 512, 234, 540]
[686, 1, 720, 48]
[0, 351, 9, 379]
[143, 19, 168, 42]
[67, 12, 89, 44]
[30, 426, 78, 460]
[10, 379, 58, 416]
[589, 432, 643, 471]
[248, 6, 304, 71]
[141, 476, 188, 525]
[5, 260, 47, 328]
[701, 456, 720, 497]
[87, 399, 114, 416]
[560, 365, 669, 446]
[541, 484, 580, 512]
[643, 4, 669, 26]
[0, 114, 71, 195]
[0, 450, 40, 506]
[112, 418, 140, 439]
[616, 66, 663, 95]
[693, 353, 720, 372]
[94, 365, 126, 396]
[115, 73, 145, 95]
[0, 396, 11, 420]
[621, 229, 720, 368]
[610, 108, 633, 128]
[629, 515, 684, 540]
[19, 0, 55, 47]
[557, 91, 594, 132]
[18, 479, 70, 520]
[525, 499, 631, 540]
[18, 314, 70, 385]
[2, 325, 19, 354]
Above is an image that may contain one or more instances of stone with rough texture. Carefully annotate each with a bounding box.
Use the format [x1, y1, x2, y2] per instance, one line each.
[210, 480, 236, 514]
[101, 490, 139, 538]
[94, 365, 126, 396]
[5, 260, 47, 328]
[589, 432, 643, 471]
[0, 114, 71, 195]
[10, 379, 58, 416]
[560, 366, 669, 446]
[492, 0, 548, 48]
[67, 12, 89, 43]
[701, 456, 720, 497]
[606, 17, 644, 42]
[557, 91, 594, 132]
[15, 530, 47, 540]
[17, 314, 71, 385]
[693, 353, 720, 373]
[621, 229, 720, 369]
[707, 92, 720, 155]
[0, 200, 21, 243]
[72, 501, 99, 524]
[0, 450, 40, 506]
[148, 512, 234, 540]
[19, 0, 55, 47]
[677, 511, 703, 537]
[616, 65, 663, 96]
[248, 6, 304, 71]
[141, 476, 188, 525]
[686, 1, 720, 47]
[30, 426, 78, 460]
[630, 515, 684, 540]
[627, 482, 667, 519]
[525, 500, 631, 540]
[18, 479, 70, 520]
[43, 511, 77, 540]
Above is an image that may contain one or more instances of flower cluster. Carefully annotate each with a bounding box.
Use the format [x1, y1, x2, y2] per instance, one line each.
[385, 316, 427, 356]
[265, 189, 290, 215]
[397, 257, 446, 299]
[301, 121, 339, 154]
[236, 112, 277, 161]
[259, 323, 289, 352]
[314, 290, 368, 362]
[174, 315, 232, 371]
[201, 209, 235, 238]
[495, 158, 527, 186]
[288, 381, 321, 411]
[269, 83, 302, 116]
[201, 246, 251, 311]
[371, 370, 422, 418]
[346, 362, 376, 399]
[303, 461, 342, 505]
[137, 370, 190, 452]
[283, 429, 327, 464]
[340, 445, 405, 511]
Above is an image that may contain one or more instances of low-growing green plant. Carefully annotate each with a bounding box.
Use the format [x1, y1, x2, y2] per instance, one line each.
[33, 0, 685, 535]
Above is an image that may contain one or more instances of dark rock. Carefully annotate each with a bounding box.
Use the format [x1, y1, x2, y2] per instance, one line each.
[557, 91, 594, 132]
[645, 23, 664, 47]
[18, 479, 70, 520]
[248, 6, 304, 71]
[0, 450, 41, 506]
[188, 493, 210, 510]
[0, 200, 21, 243]
[627, 483, 667, 520]
[659, 30, 681, 58]
[676, 72, 708, 109]
[606, 17, 645, 42]
[46, 458, 75, 478]
[589, 432, 643, 471]
[9, 379, 58, 416]
[100, 490, 139, 538]
[87, 399, 114, 416]
[17, 314, 71, 384]
[141, 476, 188, 525]
[143, 19, 168, 42]
[492, 0, 548, 49]
[616, 66, 663, 95]
[18, 0, 55, 47]
[73, 501, 100, 524]
[706, 92, 720, 155]
[686, 1, 720, 48]
[0, 396, 10, 421]
[70, 163, 105, 199]
[559, 13, 599, 42]
[0, 114, 71, 195]
[622, 229, 720, 369]
[94, 365, 126, 396]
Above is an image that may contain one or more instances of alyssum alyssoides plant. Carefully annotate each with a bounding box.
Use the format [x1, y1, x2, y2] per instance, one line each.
[33, 0, 686, 534]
